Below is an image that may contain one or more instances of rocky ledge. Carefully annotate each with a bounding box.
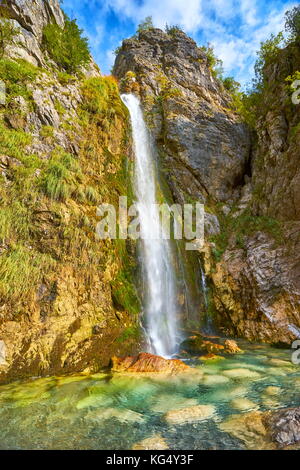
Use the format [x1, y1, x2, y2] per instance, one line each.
[111, 352, 190, 374]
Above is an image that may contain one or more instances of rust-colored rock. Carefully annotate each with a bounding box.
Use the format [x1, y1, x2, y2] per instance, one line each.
[224, 339, 242, 354]
[111, 352, 190, 374]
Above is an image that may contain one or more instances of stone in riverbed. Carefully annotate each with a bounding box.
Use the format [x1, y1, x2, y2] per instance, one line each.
[132, 434, 169, 450]
[230, 398, 258, 411]
[111, 352, 190, 374]
[224, 339, 242, 354]
[164, 404, 216, 425]
[152, 394, 198, 414]
[222, 368, 261, 379]
[263, 407, 300, 448]
[203, 374, 230, 386]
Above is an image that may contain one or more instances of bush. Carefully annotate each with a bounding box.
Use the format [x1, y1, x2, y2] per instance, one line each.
[165, 24, 183, 36]
[253, 32, 284, 91]
[199, 44, 223, 79]
[222, 76, 240, 93]
[285, 6, 300, 41]
[81, 76, 125, 121]
[42, 16, 90, 74]
[137, 16, 154, 34]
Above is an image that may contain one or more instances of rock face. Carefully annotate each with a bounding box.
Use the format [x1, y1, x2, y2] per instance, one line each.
[263, 407, 300, 448]
[0, 1, 140, 383]
[113, 28, 251, 205]
[111, 352, 190, 374]
[204, 42, 300, 344]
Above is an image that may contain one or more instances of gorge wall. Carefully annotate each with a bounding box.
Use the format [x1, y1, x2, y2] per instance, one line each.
[114, 28, 300, 345]
[0, 0, 140, 383]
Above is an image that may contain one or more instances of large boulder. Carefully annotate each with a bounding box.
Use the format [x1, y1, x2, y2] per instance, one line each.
[111, 352, 190, 374]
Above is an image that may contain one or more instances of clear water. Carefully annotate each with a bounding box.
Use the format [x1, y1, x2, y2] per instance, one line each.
[0, 342, 299, 450]
[121, 94, 181, 357]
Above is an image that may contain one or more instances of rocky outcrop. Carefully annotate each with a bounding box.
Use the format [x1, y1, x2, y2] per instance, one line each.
[204, 42, 300, 344]
[0, 1, 140, 383]
[113, 28, 251, 205]
[111, 352, 190, 374]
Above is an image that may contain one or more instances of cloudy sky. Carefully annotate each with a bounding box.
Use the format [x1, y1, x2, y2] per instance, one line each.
[62, 0, 296, 87]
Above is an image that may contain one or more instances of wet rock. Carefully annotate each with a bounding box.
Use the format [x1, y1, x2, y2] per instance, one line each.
[111, 352, 190, 374]
[85, 407, 145, 424]
[164, 404, 216, 425]
[219, 411, 275, 450]
[222, 368, 261, 379]
[263, 407, 300, 448]
[230, 398, 258, 411]
[152, 394, 198, 413]
[224, 339, 242, 354]
[132, 434, 169, 450]
[263, 386, 281, 396]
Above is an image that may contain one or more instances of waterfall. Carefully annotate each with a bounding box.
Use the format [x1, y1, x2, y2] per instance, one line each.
[121, 93, 181, 358]
[199, 260, 213, 334]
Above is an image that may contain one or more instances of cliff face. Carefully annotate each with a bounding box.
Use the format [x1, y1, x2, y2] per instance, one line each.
[114, 28, 300, 345]
[114, 29, 251, 205]
[0, 0, 140, 383]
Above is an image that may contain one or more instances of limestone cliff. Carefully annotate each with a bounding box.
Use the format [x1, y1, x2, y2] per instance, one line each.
[114, 27, 300, 345]
[0, 0, 140, 383]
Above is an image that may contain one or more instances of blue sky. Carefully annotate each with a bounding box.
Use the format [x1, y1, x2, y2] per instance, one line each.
[62, 0, 297, 87]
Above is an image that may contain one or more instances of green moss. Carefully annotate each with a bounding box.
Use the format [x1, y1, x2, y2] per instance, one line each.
[116, 325, 140, 343]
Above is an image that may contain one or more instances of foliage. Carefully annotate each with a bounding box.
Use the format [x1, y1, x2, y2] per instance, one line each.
[81, 76, 126, 121]
[0, 13, 19, 57]
[39, 149, 82, 201]
[285, 6, 300, 42]
[0, 121, 32, 160]
[137, 16, 154, 34]
[165, 24, 183, 36]
[42, 16, 90, 74]
[222, 76, 240, 93]
[199, 44, 224, 79]
[0, 245, 55, 301]
[253, 32, 284, 91]
[0, 58, 39, 102]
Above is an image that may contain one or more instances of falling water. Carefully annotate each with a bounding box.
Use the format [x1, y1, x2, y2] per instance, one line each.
[199, 260, 213, 334]
[121, 93, 180, 358]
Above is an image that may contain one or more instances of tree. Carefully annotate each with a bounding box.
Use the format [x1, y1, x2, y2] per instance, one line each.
[222, 76, 240, 93]
[285, 6, 300, 41]
[254, 32, 284, 90]
[137, 16, 154, 34]
[42, 16, 90, 74]
[199, 44, 224, 79]
[0, 14, 19, 57]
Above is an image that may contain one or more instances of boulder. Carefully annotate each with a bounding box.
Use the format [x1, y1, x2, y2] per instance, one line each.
[164, 404, 216, 425]
[111, 352, 190, 374]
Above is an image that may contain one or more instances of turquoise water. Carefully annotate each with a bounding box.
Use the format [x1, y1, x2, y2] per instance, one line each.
[0, 342, 300, 450]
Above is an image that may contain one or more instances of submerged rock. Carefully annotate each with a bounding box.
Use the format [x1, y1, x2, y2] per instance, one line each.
[164, 404, 216, 425]
[132, 434, 169, 450]
[230, 398, 258, 411]
[222, 368, 261, 379]
[111, 352, 190, 374]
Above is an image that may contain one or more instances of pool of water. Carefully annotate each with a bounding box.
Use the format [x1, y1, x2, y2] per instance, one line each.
[0, 342, 299, 450]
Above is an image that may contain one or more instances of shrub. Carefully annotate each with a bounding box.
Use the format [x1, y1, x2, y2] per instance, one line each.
[199, 44, 224, 79]
[137, 16, 154, 34]
[81, 76, 125, 121]
[253, 32, 284, 91]
[42, 16, 90, 74]
[165, 24, 183, 36]
[285, 6, 300, 42]
[222, 76, 240, 93]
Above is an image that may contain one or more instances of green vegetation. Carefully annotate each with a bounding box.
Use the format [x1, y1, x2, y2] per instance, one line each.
[116, 325, 140, 343]
[137, 16, 154, 34]
[0, 245, 55, 301]
[199, 44, 224, 79]
[42, 15, 90, 74]
[210, 208, 283, 262]
[285, 6, 300, 42]
[253, 32, 284, 91]
[39, 149, 82, 201]
[0, 121, 32, 160]
[0, 13, 19, 57]
[165, 24, 183, 36]
[0, 58, 40, 103]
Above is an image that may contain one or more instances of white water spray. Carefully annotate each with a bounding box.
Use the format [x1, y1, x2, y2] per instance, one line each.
[121, 93, 180, 357]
